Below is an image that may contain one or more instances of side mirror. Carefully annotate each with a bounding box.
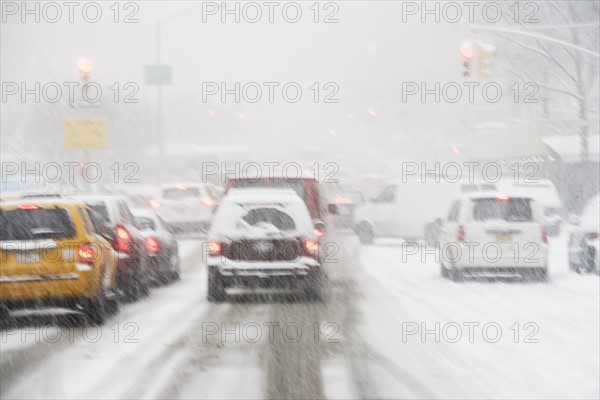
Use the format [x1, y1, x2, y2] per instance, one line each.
[567, 213, 581, 226]
[327, 204, 338, 215]
[313, 219, 326, 237]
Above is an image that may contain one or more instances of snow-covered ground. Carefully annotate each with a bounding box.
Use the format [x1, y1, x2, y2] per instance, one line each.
[1, 233, 598, 399]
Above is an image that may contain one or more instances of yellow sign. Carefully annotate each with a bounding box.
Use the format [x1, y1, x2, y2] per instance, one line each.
[64, 118, 107, 150]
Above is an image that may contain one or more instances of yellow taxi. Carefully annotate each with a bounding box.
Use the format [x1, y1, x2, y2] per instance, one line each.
[0, 196, 119, 324]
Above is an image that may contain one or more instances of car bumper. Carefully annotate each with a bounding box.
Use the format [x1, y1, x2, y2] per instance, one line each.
[457, 266, 547, 279]
[0, 267, 96, 303]
[450, 245, 548, 269]
[208, 257, 321, 286]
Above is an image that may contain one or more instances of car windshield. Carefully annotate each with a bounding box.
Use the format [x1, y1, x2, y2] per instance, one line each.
[0, 208, 76, 240]
[88, 203, 110, 222]
[473, 198, 533, 222]
[135, 216, 156, 230]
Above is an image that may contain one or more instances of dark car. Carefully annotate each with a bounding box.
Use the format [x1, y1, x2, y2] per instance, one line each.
[132, 209, 181, 285]
[76, 194, 151, 301]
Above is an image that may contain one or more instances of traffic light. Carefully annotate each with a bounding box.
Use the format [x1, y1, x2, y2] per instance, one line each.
[77, 58, 93, 81]
[475, 43, 495, 79]
[459, 42, 473, 78]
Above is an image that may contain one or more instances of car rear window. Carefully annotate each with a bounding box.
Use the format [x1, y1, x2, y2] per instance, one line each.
[242, 207, 296, 231]
[89, 203, 110, 222]
[0, 208, 76, 240]
[163, 187, 201, 199]
[472, 198, 533, 222]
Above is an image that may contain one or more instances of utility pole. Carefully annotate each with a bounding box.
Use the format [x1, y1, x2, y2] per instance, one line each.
[155, 20, 164, 185]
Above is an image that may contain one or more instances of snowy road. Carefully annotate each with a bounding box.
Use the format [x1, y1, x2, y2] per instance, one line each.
[1, 232, 598, 399]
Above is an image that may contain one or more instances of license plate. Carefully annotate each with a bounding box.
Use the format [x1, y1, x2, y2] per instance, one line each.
[17, 252, 40, 263]
[495, 233, 512, 242]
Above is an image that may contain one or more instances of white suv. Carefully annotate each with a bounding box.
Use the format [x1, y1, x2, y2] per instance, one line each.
[206, 189, 323, 301]
[439, 192, 548, 282]
[155, 183, 218, 233]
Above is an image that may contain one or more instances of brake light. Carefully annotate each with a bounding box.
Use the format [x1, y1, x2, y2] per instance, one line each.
[176, 184, 187, 191]
[207, 241, 221, 256]
[149, 199, 161, 209]
[78, 243, 98, 263]
[304, 239, 319, 257]
[115, 225, 132, 252]
[19, 203, 39, 210]
[145, 237, 160, 253]
[334, 194, 353, 204]
[588, 232, 599, 239]
[497, 195, 509, 202]
[457, 226, 465, 243]
[201, 198, 215, 207]
[313, 228, 324, 238]
[541, 228, 548, 244]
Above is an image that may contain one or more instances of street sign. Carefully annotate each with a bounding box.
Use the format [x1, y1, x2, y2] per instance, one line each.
[64, 118, 108, 150]
[145, 65, 172, 85]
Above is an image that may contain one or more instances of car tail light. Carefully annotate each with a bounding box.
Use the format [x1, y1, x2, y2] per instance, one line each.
[19, 203, 39, 210]
[207, 241, 221, 256]
[457, 226, 465, 243]
[78, 243, 98, 263]
[313, 228, 324, 238]
[115, 225, 132, 252]
[304, 239, 319, 257]
[587, 232, 599, 239]
[334, 194, 353, 204]
[200, 198, 215, 207]
[149, 199, 161, 209]
[541, 228, 548, 244]
[145, 237, 160, 253]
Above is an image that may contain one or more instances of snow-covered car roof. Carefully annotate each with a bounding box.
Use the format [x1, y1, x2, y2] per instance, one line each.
[498, 179, 562, 208]
[0, 196, 86, 208]
[74, 194, 129, 204]
[209, 188, 314, 239]
[131, 208, 159, 220]
[460, 191, 537, 201]
[161, 181, 209, 189]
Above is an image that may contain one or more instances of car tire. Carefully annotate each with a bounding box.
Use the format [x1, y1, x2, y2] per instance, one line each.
[0, 307, 11, 327]
[440, 261, 450, 278]
[425, 223, 439, 247]
[451, 266, 464, 282]
[585, 248, 598, 274]
[170, 252, 181, 282]
[84, 293, 109, 325]
[357, 222, 374, 245]
[305, 271, 323, 302]
[537, 268, 548, 282]
[208, 268, 225, 302]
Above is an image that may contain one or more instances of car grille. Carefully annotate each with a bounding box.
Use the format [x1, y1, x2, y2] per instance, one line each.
[222, 239, 302, 261]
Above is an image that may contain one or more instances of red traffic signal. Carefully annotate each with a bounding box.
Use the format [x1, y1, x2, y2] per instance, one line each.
[77, 58, 93, 74]
[459, 43, 473, 60]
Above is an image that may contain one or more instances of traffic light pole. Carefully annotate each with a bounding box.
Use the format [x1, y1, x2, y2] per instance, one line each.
[156, 20, 165, 186]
